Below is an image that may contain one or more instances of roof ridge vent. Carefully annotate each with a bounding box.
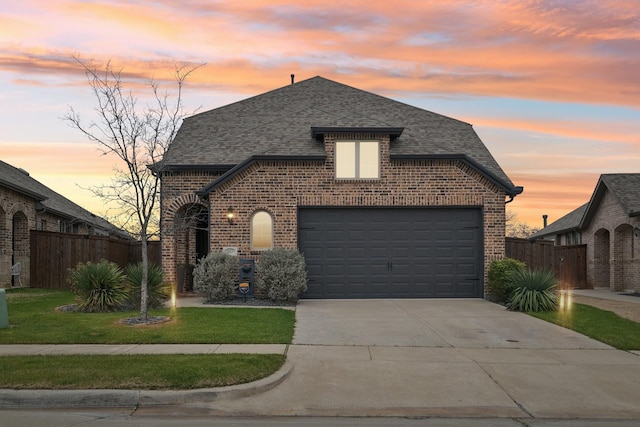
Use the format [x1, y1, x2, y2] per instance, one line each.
[18, 168, 30, 176]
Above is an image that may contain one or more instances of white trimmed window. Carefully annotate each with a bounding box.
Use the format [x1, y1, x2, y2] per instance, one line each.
[251, 210, 273, 250]
[335, 141, 380, 179]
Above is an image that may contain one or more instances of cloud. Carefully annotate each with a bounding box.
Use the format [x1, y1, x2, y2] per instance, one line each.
[1, 0, 639, 108]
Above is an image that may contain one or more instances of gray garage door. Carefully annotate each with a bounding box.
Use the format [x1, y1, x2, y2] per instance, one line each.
[298, 207, 483, 298]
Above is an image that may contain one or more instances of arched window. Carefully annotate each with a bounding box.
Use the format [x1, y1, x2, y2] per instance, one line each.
[251, 210, 273, 250]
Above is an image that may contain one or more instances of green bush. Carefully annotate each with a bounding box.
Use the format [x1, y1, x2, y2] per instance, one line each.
[257, 248, 307, 303]
[125, 262, 169, 310]
[487, 258, 526, 303]
[507, 269, 558, 312]
[193, 252, 238, 302]
[68, 260, 128, 312]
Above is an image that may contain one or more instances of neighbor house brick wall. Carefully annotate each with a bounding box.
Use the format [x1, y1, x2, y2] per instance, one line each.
[582, 188, 640, 291]
[161, 134, 509, 294]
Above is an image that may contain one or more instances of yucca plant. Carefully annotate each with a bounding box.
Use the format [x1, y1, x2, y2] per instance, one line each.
[68, 260, 127, 312]
[507, 269, 558, 312]
[125, 262, 169, 310]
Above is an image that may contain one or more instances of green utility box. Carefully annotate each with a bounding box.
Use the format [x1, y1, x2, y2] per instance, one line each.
[0, 288, 8, 328]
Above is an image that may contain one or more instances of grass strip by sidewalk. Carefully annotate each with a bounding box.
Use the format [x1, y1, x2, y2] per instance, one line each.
[0, 354, 285, 390]
[1, 289, 295, 344]
[530, 303, 640, 351]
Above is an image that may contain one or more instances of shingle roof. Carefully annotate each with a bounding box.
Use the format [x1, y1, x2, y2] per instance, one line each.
[529, 203, 588, 239]
[164, 76, 517, 191]
[0, 159, 125, 236]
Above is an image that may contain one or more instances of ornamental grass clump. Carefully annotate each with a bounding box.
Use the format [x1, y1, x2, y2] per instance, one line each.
[193, 252, 238, 302]
[507, 269, 558, 312]
[68, 260, 128, 312]
[257, 248, 307, 303]
[125, 262, 170, 310]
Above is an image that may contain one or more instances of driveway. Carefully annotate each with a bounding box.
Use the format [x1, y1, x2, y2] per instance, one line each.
[190, 299, 640, 420]
[292, 299, 609, 348]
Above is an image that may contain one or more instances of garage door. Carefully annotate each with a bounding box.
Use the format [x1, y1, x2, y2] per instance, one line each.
[298, 207, 483, 298]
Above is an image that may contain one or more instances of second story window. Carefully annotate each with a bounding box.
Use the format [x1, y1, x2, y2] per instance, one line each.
[335, 141, 379, 179]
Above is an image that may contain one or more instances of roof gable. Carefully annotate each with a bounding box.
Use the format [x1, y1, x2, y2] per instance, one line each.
[581, 174, 640, 227]
[164, 76, 516, 191]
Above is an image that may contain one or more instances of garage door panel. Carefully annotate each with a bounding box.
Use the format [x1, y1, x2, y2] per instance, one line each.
[299, 207, 482, 299]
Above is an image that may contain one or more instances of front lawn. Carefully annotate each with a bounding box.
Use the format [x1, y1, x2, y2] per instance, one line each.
[0, 354, 285, 390]
[0, 288, 295, 344]
[530, 303, 640, 351]
[0, 288, 294, 390]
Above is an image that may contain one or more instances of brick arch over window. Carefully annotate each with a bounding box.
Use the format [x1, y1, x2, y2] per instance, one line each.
[593, 228, 610, 289]
[613, 224, 633, 291]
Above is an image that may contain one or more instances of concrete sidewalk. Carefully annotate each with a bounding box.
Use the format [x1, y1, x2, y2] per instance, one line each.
[0, 343, 287, 355]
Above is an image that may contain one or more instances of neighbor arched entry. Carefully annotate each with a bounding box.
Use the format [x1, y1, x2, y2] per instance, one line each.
[593, 228, 610, 289]
[11, 211, 29, 287]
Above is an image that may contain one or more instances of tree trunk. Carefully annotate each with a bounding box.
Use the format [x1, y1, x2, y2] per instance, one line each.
[140, 234, 149, 320]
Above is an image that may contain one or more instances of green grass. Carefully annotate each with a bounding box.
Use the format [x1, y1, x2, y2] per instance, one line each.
[0, 354, 285, 390]
[531, 303, 640, 351]
[0, 288, 293, 390]
[0, 288, 295, 344]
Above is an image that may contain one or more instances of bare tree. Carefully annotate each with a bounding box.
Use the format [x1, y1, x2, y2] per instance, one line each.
[506, 210, 541, 238]
[64, 57, 201, 320]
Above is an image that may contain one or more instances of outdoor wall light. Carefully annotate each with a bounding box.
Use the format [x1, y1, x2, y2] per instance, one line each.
[634, 227, 640, 238]
[226, 207, 236, 224]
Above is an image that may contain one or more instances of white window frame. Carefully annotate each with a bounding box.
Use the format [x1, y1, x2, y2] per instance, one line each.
[335, 140, 380, 179]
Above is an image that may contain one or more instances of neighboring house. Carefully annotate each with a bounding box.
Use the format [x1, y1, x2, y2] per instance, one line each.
[159, 76, 522, 298]
[0, 159, 127, 287]
[530, 174, 640, 291]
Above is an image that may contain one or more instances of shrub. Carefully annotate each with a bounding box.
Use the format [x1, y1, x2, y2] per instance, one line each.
[125, 262, 169, 310]
[68, 260, 128, 312]
[507, 269, 558, 312]
[487, 258, 526, 303]
[193, 252, 238, 302]
[257, 248, 307, 303]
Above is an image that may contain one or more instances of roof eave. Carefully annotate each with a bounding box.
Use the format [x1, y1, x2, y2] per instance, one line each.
[311, 127, 405, 141]
[0, 178, 47, 201]
[390, 154, 522, 197]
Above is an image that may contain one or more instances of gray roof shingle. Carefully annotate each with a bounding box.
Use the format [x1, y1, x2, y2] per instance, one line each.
[529, 203, 588, 239]
[164, 76, 516, 189]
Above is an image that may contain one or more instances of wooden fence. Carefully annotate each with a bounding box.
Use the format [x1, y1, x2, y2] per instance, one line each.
[30, 230, 161, 289]
[505, 237, 587, 289]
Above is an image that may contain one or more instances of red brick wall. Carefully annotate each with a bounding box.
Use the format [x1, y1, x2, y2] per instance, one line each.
[160, 134, 508, 294]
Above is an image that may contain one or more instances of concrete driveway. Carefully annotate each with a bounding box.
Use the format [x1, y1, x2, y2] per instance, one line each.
[191, 298, 640, 420]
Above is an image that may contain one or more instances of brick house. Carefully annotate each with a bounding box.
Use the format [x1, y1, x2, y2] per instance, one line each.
[531, 174, 640, 291]
[0, 160, 126, 287]
[159, 76, 522, 298]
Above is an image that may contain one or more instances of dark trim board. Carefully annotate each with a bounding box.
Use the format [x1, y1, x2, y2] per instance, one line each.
[298, 206, 484, 299]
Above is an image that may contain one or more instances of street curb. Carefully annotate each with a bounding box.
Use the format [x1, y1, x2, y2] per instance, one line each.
[0, 359, 294, 409]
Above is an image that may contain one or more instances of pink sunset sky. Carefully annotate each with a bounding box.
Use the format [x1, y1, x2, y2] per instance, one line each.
[1, 0, 639, 229]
